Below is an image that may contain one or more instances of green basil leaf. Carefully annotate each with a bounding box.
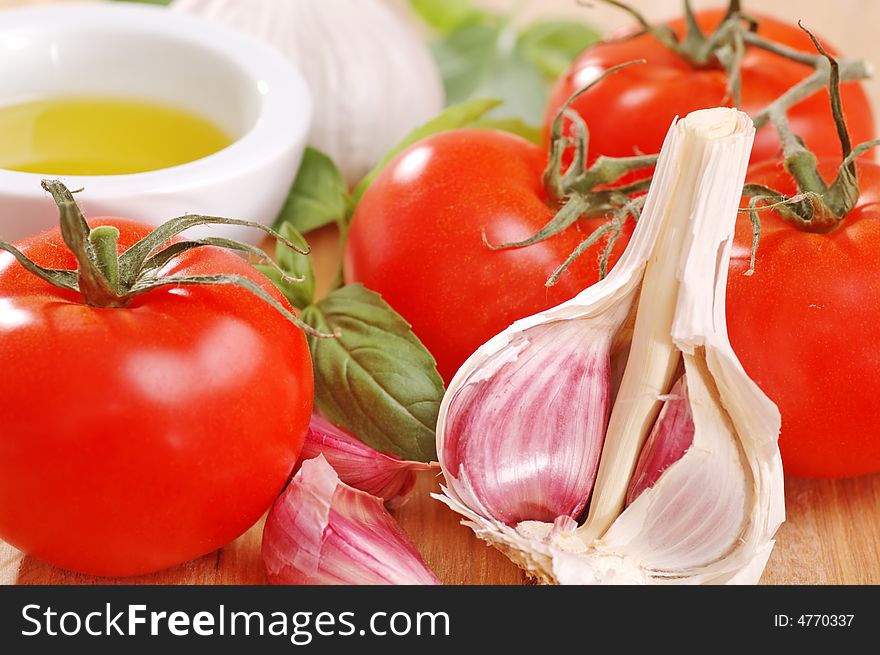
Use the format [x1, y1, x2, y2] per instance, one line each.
[275, 147, 352, 235]
[414, 1, 602, 127]
[301, 284, 443, 462]
[353, 98, 502, 203]
[518, 20, 601, 79]
[430, 23, 549, 125]
[256, 223, 315, 309]
[409, 0, 485, 34]
[462, 46, 549, 124]
[433, 23, 503, 104]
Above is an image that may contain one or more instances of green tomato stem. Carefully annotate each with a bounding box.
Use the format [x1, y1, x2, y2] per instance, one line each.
[88, 226, 121, 294]
[42, 180, 124, 308]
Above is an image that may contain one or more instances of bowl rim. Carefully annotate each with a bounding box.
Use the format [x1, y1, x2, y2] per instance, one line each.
[0, 2, 312, 195]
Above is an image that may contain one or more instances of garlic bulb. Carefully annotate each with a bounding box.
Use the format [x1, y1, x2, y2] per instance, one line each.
[436, 108, 785, 585]
[262, 455, 441, 585]
[173, 0, 444, 185]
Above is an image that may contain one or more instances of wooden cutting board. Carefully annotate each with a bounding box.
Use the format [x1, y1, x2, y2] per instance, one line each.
[3, 472, 880, 585]
[3, 225, 880, 585]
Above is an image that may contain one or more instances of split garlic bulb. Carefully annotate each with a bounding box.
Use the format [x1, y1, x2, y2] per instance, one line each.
[173, 0, 444, 185]
[436, 108, 785, 585]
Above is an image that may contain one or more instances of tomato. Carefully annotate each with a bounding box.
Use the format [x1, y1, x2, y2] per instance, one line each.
[545, 9, 874, 177]
[0, 219, 313, 576]
[727, 159, 880, 478]
[344, 128, 631, 382]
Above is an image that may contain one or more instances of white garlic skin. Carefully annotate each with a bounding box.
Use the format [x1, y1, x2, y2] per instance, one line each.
[173, 0, 444, 185]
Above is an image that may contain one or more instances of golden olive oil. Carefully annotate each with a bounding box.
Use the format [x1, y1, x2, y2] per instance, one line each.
[0, 96, 233, 176]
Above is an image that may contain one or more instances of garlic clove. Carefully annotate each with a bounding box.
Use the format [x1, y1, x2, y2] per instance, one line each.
[601, 368, 749, 575]
[435, 108, 785, 585]
[263, 455, 441, 585]
[625, 376, 694, 507]
[173, 0, 444, 185]
[299, 414, 436, 503]
[440, 312, 625, 526]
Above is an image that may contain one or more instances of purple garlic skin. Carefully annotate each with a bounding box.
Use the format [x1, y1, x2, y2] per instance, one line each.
[442, 320, 613, 525]
[626, 377, 695, 507]
[298, 414, 436, 502]
[263, 456, 441, 585]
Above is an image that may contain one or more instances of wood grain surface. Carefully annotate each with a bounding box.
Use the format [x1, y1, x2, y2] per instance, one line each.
[4, 470, 880, 585]
[1, 0, 879, 586]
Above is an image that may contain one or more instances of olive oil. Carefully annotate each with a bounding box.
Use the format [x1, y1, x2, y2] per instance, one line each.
[0, 96, 232, 176]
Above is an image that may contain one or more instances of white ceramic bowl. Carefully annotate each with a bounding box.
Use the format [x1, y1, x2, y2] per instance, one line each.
[0, 3, 311, 244]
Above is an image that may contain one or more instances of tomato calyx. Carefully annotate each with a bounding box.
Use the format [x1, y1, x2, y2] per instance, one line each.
[743, 26, 880, 243]
[600, 0, 751, 72]
[483, 60, 656, 285]
[598, 0, 764, 104]
[541, 62, 657, 206]
[0, 180, 335, 337]
[599, 1, 871, 108]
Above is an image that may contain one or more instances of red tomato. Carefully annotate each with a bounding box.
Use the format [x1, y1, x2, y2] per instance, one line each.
[344, 129, 631, 382]
[545, 10, 874, 176]
[0, 219, 313, 576]
[727, 160, 880, 478]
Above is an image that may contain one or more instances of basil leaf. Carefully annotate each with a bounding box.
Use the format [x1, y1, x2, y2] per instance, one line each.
[414, 3, 601, 127]
[256, 223, 315, 309]
[409, 0, 484, 34]
[456, 45, 548, 124]
[428, 23, 550, 126]
[518, 20, 600, 79]
[301, 284, 443, 462]
[353, 98, 502, 203]
[275, 147, 352, 235]
[433, 23, 503, 105]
